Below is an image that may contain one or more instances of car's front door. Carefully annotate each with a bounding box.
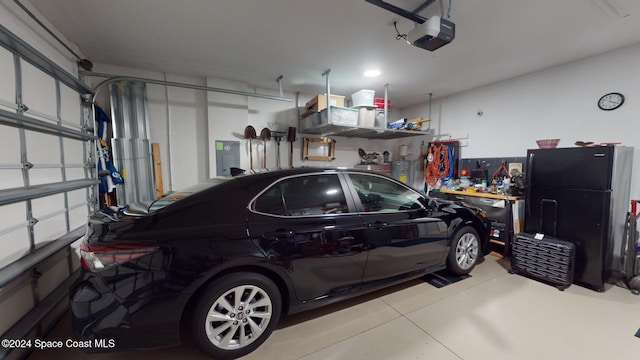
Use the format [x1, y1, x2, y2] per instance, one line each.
[248, 173, 368, 302]
[345, 173, 449, 282]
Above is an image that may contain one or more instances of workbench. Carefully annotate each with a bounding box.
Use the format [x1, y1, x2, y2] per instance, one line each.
[437, 189, 525, 257]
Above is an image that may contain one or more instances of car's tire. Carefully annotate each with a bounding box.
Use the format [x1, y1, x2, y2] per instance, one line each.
[446, 226, 481, 275]
[191, 272, 282, 359]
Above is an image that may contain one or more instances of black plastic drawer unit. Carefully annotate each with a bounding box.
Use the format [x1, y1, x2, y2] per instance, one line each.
[510, 233, 575, 290]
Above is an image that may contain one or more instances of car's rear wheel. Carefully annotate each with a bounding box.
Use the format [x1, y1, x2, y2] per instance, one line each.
[191, 272, 281, 359]
[447, 226, 480, 275]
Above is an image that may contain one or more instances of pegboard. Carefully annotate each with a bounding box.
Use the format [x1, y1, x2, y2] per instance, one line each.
[460, 156, 527, 180]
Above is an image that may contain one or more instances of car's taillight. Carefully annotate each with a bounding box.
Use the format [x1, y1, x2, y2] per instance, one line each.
[80, 243, 158, 272]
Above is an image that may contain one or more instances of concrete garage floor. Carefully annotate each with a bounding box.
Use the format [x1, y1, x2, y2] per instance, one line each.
[27, 256, 640, 360]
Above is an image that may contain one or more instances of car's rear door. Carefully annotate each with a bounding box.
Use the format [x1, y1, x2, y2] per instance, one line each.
[248, 172, 368, 302]
[344, 172, 449, 282]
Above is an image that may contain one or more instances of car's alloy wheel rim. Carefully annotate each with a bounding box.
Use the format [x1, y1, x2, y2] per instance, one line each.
[205, 285, 273, 350]
[455, 232, 478, 270]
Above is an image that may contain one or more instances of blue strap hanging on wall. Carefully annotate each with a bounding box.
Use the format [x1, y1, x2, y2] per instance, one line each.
[95, 105, 123, 193]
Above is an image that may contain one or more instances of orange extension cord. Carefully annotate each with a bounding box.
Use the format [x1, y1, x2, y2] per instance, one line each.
[425, 144, 450, 187]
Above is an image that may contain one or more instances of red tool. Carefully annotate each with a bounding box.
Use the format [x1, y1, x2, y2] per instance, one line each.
[492, 160, 511, 179]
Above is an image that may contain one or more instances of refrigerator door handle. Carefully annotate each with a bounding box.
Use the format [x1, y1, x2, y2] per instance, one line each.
[540, 198, 558, 237]
[526, 153, 534, 216]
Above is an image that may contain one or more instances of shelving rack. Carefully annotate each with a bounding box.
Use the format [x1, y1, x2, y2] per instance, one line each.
[298, 69, 432, 139]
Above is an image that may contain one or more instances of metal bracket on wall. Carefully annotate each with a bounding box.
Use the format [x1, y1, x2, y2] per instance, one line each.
[27, 216, 39, 227]
[432, 133, 469, 147]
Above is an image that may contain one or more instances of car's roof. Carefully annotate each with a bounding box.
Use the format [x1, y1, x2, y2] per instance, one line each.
[234, 167, 380, 179]
[154, 166, 411, 214]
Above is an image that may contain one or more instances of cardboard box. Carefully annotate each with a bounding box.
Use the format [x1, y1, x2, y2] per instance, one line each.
[302, 94, 345, 117]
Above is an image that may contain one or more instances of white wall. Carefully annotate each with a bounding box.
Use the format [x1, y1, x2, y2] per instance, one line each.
[0, 0, 78, 75]
[89, 36, 640, 199]
[401, 43, 640, 199]
[206, 78, 250, 176]
[167, 74, 208, 190]
[87, 65, 421, 191]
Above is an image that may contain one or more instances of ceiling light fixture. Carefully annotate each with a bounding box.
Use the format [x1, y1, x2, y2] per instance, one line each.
[363, 69, 381, 77]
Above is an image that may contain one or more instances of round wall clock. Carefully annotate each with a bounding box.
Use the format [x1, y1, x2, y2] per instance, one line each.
[597, 92, 625, 111]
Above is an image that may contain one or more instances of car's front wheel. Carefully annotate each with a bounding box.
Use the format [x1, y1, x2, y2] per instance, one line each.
[447, 226, 481, 275]
[191, 272, 282, 359]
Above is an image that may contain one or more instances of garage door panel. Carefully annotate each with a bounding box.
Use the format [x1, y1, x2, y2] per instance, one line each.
[0, 202, 27, 231]
[0, 126, 21, 163]
[60, 83, 82, 129]
[28, 168, 62, 186]
[67, 189, 86, 207]
[63, 138, 85, 164]
[25, 130, 61, 164]
[31, 193, 68, 247]
[20, 60, 57, 121]
[0, 273, 34, 335]
[31, 194, 65, 218]
[0, 123, 23, 190]
[68, 189, 89, 230]
[1, 25, 96, 350]
[0, 169, 24, 189]
[33, 214, 67, 247]
[65, 167, 87, 181]
[38, 259, 70, 301]
[69, 205, 88, 231]
[0, 227, 30, 269]
[0, 47, 15, 106]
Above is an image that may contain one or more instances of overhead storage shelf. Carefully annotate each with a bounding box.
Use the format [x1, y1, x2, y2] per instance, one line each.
[302, 122, 432, 139]
[298, 70, 432, 140]
[300, 106, 431, 139]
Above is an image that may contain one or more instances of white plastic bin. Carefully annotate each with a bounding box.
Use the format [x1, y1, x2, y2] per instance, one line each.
[351, 89, 375, 107]
[358, 108, 376, 127]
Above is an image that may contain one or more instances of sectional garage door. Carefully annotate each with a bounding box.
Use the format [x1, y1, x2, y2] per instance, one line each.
[0, 24, 97, 359]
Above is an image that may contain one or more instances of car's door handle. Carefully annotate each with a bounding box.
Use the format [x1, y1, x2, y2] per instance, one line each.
[321, 220, 336, 229]
[350, 243, 365, 251]
[367, 221, 388, 230]
[263, 229, 296, 239]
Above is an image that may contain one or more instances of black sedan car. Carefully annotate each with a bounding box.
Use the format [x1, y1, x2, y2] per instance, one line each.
[71, 167, 490, 359]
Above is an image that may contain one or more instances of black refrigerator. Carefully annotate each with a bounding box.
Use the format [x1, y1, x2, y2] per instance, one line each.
[525, 146, 633, 291]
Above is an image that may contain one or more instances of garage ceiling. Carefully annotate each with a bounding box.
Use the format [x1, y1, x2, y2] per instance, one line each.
[27, 0, 640, 108]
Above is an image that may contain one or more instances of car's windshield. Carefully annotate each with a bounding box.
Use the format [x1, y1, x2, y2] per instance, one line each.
[147, 178, 229, 212]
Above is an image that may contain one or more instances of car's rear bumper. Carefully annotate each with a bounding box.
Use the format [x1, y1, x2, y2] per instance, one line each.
[70, 273, 182, 352]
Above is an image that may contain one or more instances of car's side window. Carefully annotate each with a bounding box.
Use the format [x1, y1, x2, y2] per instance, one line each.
[348, 173, 424, 212]
[253, 184, 287, 215]
[254, 174, 348, 216]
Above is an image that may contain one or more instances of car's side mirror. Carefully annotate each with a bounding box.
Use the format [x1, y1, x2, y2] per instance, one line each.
[421, 196, 438, 210]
